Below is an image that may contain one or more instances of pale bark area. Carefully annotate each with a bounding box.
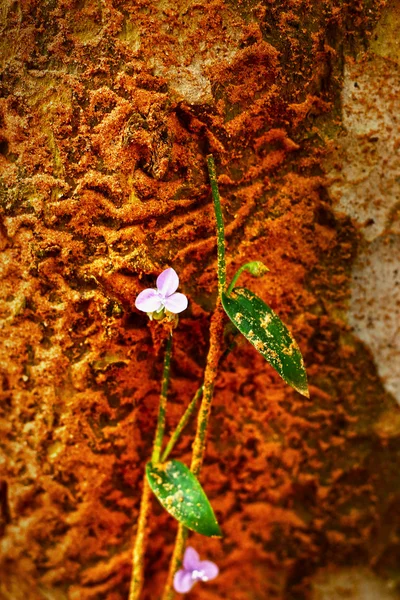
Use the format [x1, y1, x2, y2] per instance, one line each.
[0, 1, 399, 599]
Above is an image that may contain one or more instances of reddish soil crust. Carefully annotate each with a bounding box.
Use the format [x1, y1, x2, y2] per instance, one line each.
[1, 1, 399, 599]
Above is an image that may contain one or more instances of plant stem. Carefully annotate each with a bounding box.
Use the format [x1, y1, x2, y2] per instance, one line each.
[207, 154, 226, 295]
[162, 523, 189, 600]
[226, 263, 247, 295]
[161, 386, 203, 463]
[152, 333, 173, 463]
[161, 300, 225, 600]
[227, 261, 270, 296]
[129, 477, 152, 600]
[161, 329, 239, 464]
[161, 157, 226, 600]
[129, 333, 173, 600]
[190, 301, 225, 475]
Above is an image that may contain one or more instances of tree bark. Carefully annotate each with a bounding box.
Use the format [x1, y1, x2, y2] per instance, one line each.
[1, 1, 399, 599]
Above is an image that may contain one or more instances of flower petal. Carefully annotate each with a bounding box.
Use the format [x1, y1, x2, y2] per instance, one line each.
[173, 569, 196, 594]
[163, 292, 188, 314]
[198, 560, 219, 581]
[157, 268, 179, 297]
[183, 546, 200, 571]
[135, 289, 163, 313]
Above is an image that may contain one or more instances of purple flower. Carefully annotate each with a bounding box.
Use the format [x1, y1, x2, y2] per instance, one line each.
[135, 268, 188, 316]
[173, 546, 219, 594]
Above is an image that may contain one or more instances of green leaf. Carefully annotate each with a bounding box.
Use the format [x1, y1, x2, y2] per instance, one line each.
[221, 287, 309, 397]
[146, 460, 222, 537]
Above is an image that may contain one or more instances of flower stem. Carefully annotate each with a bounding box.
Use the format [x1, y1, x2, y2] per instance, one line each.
[161, 386, 203, 463]
[207, 154, 226, 296]
[129, 333, 173, 600]
[152, 333, 173, 463]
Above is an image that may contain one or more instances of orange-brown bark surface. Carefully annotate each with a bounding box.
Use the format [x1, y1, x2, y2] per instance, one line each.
[1, 0, 399, 599]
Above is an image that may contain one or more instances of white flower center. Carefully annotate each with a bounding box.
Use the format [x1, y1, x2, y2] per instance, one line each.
[191, 569, 208, 582]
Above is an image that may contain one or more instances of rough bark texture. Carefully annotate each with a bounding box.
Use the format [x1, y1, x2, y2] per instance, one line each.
[1, 1, 399, 599]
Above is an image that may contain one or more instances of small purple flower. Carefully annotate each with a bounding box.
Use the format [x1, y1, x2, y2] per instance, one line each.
[135, 267, 188, 317]
[173, 546, 219, 594]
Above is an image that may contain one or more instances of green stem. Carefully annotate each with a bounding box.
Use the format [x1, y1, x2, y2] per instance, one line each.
[227, 261, 270, 296]
[160, 330, 238, 464]
[227, 263, 247, 295]
[129, 477, 152, 600]
[162, 524, 189, 600]
[129, 333, 173, 600]
[207, 154, 226, 295]
[161, 386, 203, 463]
[161, 157, 226, 600]
[190, 300, 225, 476]
[152, 333, 173, 463]
[161, 300, 226, 600]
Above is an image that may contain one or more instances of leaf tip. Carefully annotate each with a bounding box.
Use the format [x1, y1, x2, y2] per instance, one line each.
[297, 385, 310, 398]
[211, 524, 223, 538]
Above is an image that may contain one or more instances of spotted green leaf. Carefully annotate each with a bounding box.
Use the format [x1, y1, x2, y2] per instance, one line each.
[221, 287, 309, 397]
[146, 460, 222, 537]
